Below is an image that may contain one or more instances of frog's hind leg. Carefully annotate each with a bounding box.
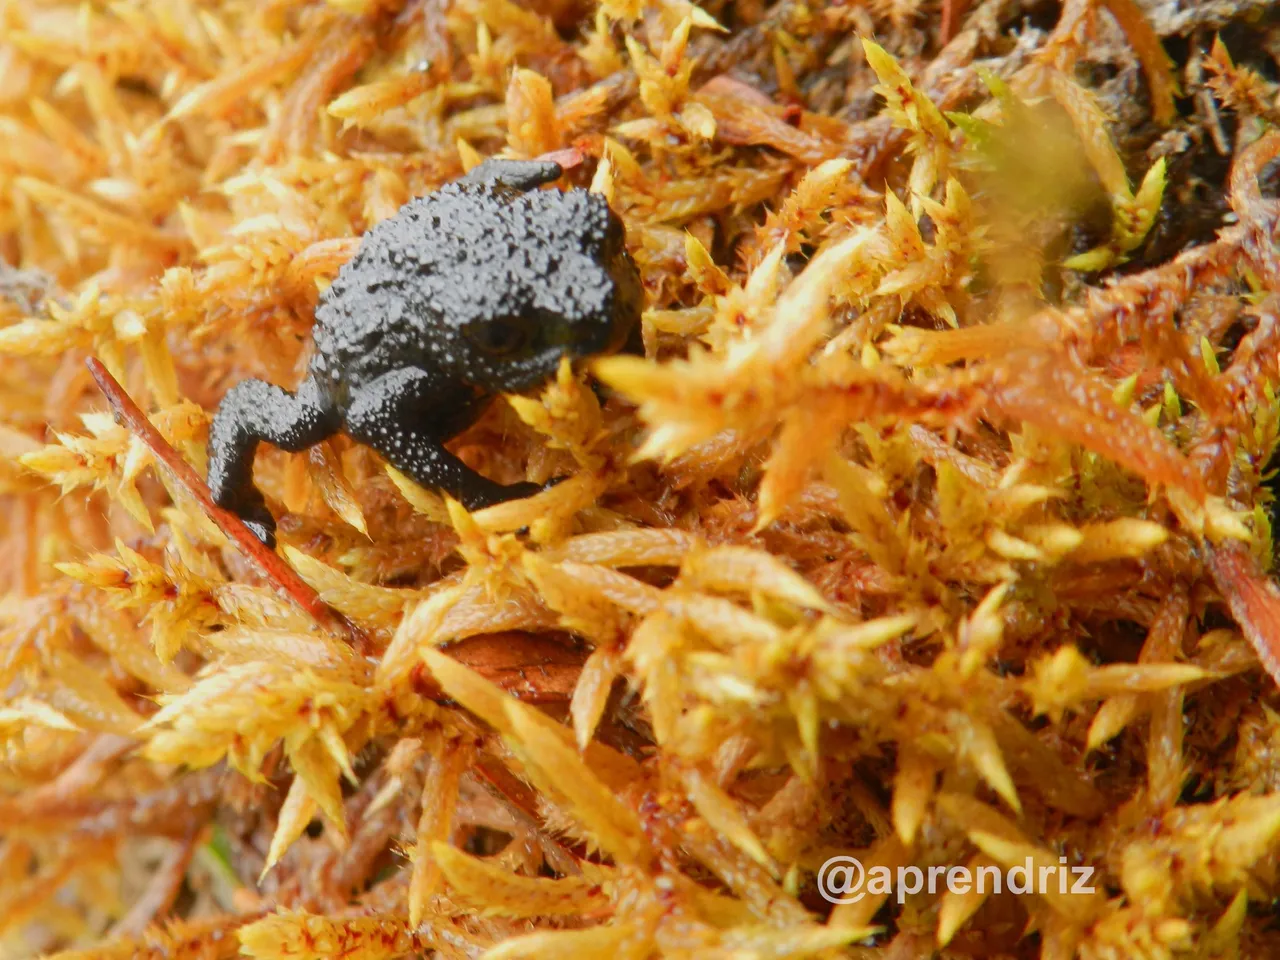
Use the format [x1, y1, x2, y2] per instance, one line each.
[344, 367, 540, 511]
[459, 158, 563, 192]
[207, 375, 339, 546]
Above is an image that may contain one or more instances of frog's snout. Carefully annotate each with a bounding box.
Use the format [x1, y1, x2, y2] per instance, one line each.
[596, 254, 644, 357]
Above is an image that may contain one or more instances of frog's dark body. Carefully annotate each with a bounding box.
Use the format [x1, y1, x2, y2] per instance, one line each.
[206, 158, 643, 546]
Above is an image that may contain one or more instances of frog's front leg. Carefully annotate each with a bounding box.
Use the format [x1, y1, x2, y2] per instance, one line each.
[459, 158, 564, 192]
[344, 367, 541, 511]
[208, 375, 339, 546]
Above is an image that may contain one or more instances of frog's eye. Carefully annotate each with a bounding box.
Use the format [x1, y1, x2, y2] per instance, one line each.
[464, 317, 533, 356]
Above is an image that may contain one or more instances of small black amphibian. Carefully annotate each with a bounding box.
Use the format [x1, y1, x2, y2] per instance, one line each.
[207, 157, 644, 546]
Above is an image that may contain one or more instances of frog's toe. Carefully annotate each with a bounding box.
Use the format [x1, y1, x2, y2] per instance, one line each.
[455, 479, 543, 511]
[506, 480, 545, 500]
[231, 500, 277, 549]
[508, 477, 566, 500]
[511, 479, 566, 535]
[243, 519, 277, 550]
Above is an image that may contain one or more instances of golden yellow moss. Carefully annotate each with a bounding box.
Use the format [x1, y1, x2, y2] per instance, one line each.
[3, 0, 1280, 958]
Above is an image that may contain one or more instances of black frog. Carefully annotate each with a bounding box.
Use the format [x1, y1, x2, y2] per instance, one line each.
[207, 157, 644, 547]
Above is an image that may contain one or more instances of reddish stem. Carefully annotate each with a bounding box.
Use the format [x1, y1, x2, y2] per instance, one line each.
[474, 754, 590, 864]
[85, 357, 366, 648]
[1205, 541, 1280, 688]
[941, 0, 970, 44]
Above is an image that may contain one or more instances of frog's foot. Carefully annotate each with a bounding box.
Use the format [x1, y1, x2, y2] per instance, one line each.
[459, 476, 567, 512]
[450, 479, 548, 513]
[207, 375, 338, 547]
[489, 479, 544, 502]
[345, 367, 545, 512]
[225, 493, 278, 549]
[510, 478, 570, 535]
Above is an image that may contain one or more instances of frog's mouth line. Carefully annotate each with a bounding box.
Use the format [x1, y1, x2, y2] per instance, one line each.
[534, 314, 632, 361]
[477, 344, 575, 394]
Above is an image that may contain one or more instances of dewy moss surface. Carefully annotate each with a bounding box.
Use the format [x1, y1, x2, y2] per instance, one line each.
[3, 0, 1280, 958]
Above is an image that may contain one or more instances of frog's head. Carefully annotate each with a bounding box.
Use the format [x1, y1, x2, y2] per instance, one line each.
[452, 189, 643, 395]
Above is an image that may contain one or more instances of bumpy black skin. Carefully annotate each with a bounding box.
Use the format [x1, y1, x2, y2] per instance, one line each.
[207, 159, 644, 546]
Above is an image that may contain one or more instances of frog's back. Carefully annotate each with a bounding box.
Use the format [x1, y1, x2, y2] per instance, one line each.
[310, 181, 615, 392]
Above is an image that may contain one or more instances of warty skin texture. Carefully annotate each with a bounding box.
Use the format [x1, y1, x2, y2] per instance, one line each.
[206, 158, 644, 546]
